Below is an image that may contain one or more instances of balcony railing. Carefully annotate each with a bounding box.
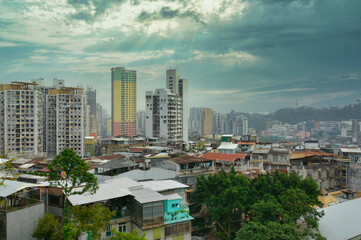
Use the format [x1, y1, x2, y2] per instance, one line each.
[0, 197, 43, 213]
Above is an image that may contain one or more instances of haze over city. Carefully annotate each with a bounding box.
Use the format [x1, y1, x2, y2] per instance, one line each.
[0, 0, 360, 113]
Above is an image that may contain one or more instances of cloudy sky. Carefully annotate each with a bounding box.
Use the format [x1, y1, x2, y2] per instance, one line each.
[0, 0, 360, 114]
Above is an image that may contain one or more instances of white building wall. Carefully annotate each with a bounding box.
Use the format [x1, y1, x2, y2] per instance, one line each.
[180, 79, 188, 142]
[0, 88, 43, 157]
[166, 69, 179, 95]
[46, 91, 88, 157]
[6, 203, 44, 240]
[145, 91, 154, 138]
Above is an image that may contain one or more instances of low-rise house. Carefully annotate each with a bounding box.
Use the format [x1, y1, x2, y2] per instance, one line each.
[140, 180, 193, 240]
[339, 147, 361, 186]
[0, 179, 48, 240]
[46, 176, 193, 240]
[95, 159, 139, 176]
[217, 142, 239, 154]
[290, 150, 342, 190]
[162, 155, 213, 187]
[263, 148, 290, 173]
[304, 140, 320, 150]
[145, 153, 171, 168]
[200, 152, 248, 171]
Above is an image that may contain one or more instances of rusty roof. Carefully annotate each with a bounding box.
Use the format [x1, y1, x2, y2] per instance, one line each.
[200, 152, 247, 162]
[290, 150, 340, 160]
[97, 154, 126, 160]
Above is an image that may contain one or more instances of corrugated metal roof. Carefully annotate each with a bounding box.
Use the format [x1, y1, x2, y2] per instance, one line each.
[111, 168, 176, 181]
[141, 180, 189, 192]
[165, 193, 182, 200]
[67, 182, 133, 206]
[319, 197, 361, 240]
[218, 143, 238, 150]
[0, 180, 44, 197]
[131, 187, 166, 204]
[339, 148, 361, 154]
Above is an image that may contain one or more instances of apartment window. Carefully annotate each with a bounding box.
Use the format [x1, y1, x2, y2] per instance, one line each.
[143, 201, 163, 219]
[118, 223, 126, 233]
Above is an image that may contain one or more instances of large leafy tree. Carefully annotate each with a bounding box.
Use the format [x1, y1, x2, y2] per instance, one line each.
[33, 204, 114, 240]
[70, 204, 114, 239]
[32, 213, 64, 240]
[48, 149, 98, 240]
[189, 169, 324, 239]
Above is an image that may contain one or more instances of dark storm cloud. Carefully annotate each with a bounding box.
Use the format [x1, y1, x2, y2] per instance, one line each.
[137, 7, 205, 25]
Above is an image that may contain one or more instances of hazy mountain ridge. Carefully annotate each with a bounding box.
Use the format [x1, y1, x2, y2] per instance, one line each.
[244, 103, 361, 132]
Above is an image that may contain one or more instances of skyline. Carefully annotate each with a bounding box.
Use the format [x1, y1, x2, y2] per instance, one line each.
[0, 0, 360, 114]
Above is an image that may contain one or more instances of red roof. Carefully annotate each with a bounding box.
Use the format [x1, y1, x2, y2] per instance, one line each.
[200, 152, 247, 162]
[97, 154, 125, 160]
[129, 148, 148, 153]
[38, 166, 50, 173]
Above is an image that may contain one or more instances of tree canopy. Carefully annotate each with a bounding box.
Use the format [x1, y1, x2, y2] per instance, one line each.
[70, 204, 114, 239]
[189, 169, 324, 240]
[48, 149, 98, 240]
[32, 213, 63, 240]
[33, 204, 114, 240]
[48, 149, 98, 196]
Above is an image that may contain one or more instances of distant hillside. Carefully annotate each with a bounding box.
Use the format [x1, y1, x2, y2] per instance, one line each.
[246, 103, 361, 131]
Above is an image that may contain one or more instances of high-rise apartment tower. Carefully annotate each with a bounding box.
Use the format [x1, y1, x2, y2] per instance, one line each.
[111, 67, 137, 137]
[0, 82, 43, 156]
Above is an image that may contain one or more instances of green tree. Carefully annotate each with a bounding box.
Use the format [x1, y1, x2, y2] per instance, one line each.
[110, 229, 146, 240]
[189, 168, 252, 239]
[70, 204, 115, 239]
[32, 213, 64, 240]
[48, 149, 98, 240]
[189, 170, 324, 239]
[235, 222, 302, 240]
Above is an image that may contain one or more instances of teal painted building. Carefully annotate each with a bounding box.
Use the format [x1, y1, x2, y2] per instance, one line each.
[164, 193, 193, 224]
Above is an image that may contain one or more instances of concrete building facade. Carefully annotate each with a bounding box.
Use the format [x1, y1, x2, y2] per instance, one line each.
[201, 108, 213, 136]
[46, 87, 89, 157]
[0, 82, 43, 157]
[145, 88, 183, 143]
[111, 67, 137, 137]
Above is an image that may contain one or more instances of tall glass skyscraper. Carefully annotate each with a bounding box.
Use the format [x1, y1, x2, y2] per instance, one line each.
[111, 67, 137, 137]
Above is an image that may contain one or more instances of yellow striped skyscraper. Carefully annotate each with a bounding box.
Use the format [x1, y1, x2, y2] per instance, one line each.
[111, 67, 137, 137]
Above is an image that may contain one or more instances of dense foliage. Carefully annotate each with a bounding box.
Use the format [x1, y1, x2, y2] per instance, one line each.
[32, 213, 64, 240]
[69, 204, 114, 239]
[33, 205, 125, 240]
[189, 169, 325, 240]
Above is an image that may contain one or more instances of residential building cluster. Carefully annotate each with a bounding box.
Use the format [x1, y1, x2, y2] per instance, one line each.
[0, 80, 95, 158]
[262, 119, 361, 144]
[189, 108, 248, 138]
[0, 172, 193, 240]
[2, 66, 361, 239]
